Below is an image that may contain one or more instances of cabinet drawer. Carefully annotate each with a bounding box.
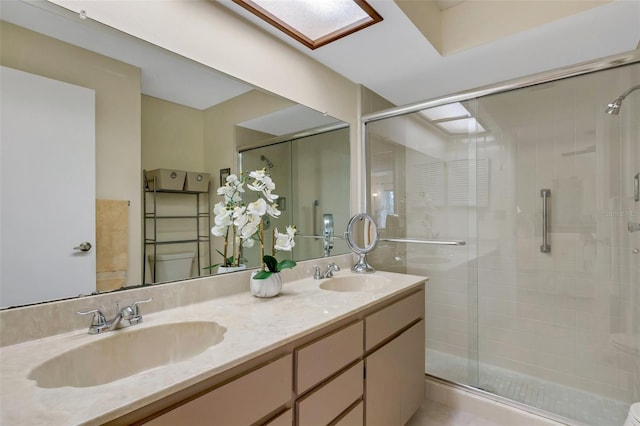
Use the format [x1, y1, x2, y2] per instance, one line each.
[334, 401, 363, 426]
[365, 289, 424, 351]
[145, 354, 292, 426]
[295, 320, 363, 394]
[264, 408, 292, 426]
[296, 361, 363, 426]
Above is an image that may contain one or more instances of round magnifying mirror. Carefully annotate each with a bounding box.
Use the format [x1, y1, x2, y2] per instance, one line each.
[345, 213, 378, 273]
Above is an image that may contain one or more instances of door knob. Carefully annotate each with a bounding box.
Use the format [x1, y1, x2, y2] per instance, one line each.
[73, 242, 92, 252]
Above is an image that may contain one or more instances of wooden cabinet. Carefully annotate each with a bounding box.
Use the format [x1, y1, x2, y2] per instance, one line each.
[295, 320, 364, 425]
[365, 289, 425, 426]
[145, 354, 291, 426]
[295, 320, 363, 393]
[296, 361, 363, 425]
[365, 320, 425, 426]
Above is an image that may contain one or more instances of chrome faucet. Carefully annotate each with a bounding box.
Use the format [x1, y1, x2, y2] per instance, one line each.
[313, 262, 340, 279]
[77, 297, 152, 334]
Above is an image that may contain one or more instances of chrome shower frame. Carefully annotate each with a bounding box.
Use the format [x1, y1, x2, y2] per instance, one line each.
[361, 48, 640, 210]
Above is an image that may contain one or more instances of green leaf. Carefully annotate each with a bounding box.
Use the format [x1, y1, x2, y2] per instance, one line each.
[263, 255, 278, 272]
[252, 270, 272, 280]
[202, 263, 222, 270]
[277, 259, 296, 271]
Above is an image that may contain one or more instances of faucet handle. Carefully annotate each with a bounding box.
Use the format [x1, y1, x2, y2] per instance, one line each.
[76, 309, 107, 333]
[128, 297, 153, 323]
[312, 265, 322, 280]
[328, 262, 340, 272]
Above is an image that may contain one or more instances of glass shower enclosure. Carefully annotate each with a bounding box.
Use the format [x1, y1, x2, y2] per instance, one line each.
[365, 61, 639, 425]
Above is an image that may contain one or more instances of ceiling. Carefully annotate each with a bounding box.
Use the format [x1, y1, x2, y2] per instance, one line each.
[3, 0, 639, 116]
[217, 0, 640, 107]
[0, 0, 342, 135]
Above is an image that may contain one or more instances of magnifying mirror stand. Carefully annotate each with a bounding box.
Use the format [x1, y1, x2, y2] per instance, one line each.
[351, 253, 375, 273]
[345, 213, 379, 274]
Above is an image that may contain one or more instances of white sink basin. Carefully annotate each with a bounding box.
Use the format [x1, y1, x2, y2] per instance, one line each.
[28, 321, 226, 388]
[319, 275, 391, 292]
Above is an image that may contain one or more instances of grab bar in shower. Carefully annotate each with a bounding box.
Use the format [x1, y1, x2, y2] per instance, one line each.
[634, 173, 639, 202]
[540, 189, 551, 253]
[379, 238, 466, 246]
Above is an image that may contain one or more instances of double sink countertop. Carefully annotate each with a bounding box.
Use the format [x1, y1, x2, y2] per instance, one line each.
[0, 269, 426, 425]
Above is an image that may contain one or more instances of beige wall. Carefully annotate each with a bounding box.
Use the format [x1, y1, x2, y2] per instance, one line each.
[142, 95, 205, 172]
[395, 0, 612, 55]
[50, 0, 360, 214]
[0, 21, 142, 287]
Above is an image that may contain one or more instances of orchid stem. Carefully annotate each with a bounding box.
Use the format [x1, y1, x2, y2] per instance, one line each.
[260, 221, 265, 271]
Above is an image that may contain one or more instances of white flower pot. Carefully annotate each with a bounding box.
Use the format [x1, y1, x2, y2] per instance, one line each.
[217, 264, 246, 274]
[250, 271, 282, 298]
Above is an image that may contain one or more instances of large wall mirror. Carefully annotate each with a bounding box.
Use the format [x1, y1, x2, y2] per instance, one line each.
[239, 125, 351, 268]
[0, 0, 350, 309]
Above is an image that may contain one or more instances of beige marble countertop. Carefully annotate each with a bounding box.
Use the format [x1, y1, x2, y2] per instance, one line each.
[0, 270, 426, 425]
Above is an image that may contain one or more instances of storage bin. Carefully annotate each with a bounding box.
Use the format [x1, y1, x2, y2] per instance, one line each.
[184, 171, 210, 192]
[145, 169, 186, 191]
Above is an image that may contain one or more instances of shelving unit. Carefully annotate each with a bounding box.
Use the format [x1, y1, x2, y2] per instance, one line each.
[143, 174, 211, 283]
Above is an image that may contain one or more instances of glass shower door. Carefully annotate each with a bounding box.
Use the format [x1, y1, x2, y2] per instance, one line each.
[473, 63, 639, 424]
[365, 61, 638, 426]
[365, 100, 481, 388]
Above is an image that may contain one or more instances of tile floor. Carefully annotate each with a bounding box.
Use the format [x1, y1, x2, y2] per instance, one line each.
[406, 399, 502, 426]
[426, 349, 629, 425]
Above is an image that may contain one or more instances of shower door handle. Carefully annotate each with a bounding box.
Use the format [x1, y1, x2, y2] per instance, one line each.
[540, 189, 551, 253]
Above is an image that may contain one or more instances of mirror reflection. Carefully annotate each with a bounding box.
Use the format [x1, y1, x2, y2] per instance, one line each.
[0, 0, 349, 309]
[238, 125, 351, 271]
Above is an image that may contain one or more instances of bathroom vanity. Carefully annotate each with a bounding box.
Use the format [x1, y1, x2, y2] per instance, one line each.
[0, 267, 426, 425]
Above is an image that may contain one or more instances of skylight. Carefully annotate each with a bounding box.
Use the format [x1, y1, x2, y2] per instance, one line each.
[232, 0, 383, 50]
[420, 102, 486, 135]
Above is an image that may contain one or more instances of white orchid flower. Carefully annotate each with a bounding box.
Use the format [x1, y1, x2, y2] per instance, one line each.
[247, 198, 267, 217]
[211, 225, 227, 237]
[242, 238, 255, 248]
[225, 174, 239, 184]
[249, 169, 266, 180]
[214, 213, 233, 227]
[266, 203, 281, 218]
[213, 203, 233, 226]
[263, 189, 279, 203]
[286, 225, 297, 240]
[234, 210, 249, 228]
[261, 175, 275, 190]
[239, 220, 259, 240]
[232, 205, 246, 218]
[274, 226, 296, 251]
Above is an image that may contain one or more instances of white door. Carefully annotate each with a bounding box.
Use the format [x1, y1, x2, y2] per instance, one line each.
[0, 66, 96, 308]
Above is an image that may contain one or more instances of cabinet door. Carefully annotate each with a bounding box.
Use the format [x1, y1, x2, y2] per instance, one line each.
[365, 320, 425, 426]
[145, 354, 291, 425]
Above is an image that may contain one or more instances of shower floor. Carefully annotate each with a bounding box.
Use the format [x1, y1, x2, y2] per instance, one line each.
[426, 349, 629, 426]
